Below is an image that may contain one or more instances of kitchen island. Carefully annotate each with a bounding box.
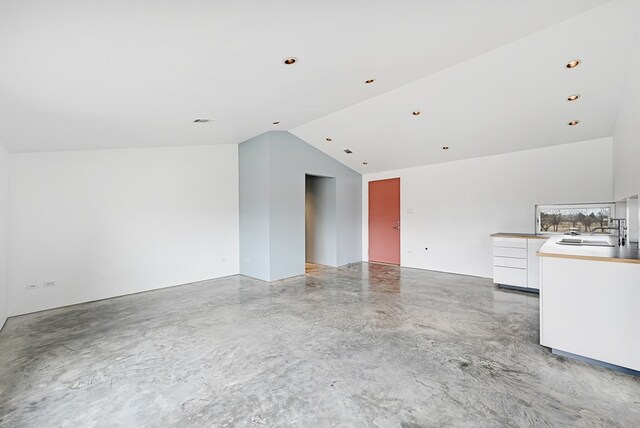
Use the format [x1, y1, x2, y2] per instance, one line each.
[537, 238, 640, 373]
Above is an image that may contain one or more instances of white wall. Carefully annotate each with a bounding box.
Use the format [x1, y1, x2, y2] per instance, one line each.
[613, 30, 640, 201]
[362, 138, 613, 278]
[0, 142, 8, 329]
[8, 145, 239, 316]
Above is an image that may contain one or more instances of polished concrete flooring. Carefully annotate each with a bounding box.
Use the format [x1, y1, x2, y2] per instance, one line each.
[1, 263, 639, 427]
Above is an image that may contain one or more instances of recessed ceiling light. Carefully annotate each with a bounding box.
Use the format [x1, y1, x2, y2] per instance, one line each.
[412, 111, 421, 116]
[344, 149, 353, 154]
[362, 162, 368, 165]
[326, 137, 332, 142]
[568, 120, 580, 126]
[442, 146, 449, 150]
[365, 79, 375, 84]
[193, 119, 214, 123]
[566, 59, 581, 69]
[272, 121, 280, 125]
[283, 57, 298, 65]
[567, 94, 580, 101]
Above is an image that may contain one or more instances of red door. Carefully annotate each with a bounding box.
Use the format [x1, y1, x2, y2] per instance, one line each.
[369, 178, 400, 265]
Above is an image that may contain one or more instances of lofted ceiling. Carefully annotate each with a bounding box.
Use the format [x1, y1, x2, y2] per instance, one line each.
[0, 0, 637, 174]
[292, 0, 640, 173]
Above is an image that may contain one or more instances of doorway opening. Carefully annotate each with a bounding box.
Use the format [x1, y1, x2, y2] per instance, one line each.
[368, 178, 400, 265]
[305, 174, 337, 273]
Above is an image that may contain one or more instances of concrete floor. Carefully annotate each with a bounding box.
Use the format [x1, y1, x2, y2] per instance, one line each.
[1, 263, 639, 427]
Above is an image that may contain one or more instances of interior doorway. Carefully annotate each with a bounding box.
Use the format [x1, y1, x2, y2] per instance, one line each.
[305, 174, 337, 270]
[368, 178, 400, 265]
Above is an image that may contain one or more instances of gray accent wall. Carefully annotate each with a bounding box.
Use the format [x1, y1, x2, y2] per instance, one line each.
[239, 131, 362, 282]
[239, 133, 271, 281]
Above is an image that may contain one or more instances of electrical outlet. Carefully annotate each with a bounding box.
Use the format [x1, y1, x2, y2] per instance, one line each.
[26, 283, 39, 290]
[43, 281, 56, 288]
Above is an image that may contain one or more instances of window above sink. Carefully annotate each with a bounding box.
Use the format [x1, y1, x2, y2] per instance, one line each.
[535, 203, 616, 235]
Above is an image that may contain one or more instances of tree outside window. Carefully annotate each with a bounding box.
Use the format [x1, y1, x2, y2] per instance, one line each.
[536, 204, 614, 234]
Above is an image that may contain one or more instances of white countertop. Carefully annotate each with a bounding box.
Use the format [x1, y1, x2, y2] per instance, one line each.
[490, 233, 550, 240]
[537, 237, 640, 264]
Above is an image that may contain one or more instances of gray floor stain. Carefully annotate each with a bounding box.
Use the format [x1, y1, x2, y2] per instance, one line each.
[0, 262, 638, 427]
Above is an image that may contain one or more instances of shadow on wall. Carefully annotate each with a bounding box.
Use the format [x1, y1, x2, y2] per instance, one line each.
[305, 174, 337, 267]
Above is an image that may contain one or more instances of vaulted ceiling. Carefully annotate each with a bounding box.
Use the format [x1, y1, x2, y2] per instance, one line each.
[1, 0, 638, 173]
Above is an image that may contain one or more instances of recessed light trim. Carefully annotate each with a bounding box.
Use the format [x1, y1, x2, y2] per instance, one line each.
[568, 120, 580, 126]
[567, 94, 580, 101]
[566, 59, 581, 69]
[412, 111, 421, 116]
[365, 79, 375, 84]
[283, 57, 298, 65]
[344, 149, 353, 154]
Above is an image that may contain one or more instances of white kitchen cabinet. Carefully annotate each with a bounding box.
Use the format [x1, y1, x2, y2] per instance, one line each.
[490, 234, 549, 291]
[527, 239, 546, 290]
[493, 247, 527, 258]
[492, 237, 527, 248]
[493, 266, 527, 287]
[539, 242, 640, 372]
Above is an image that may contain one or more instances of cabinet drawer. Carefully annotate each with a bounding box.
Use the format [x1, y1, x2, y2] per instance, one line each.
[493, 266, 527, 287]
[493, 256, 527, 269]
[494, 246, 527, 258]
[493, 237, 527, 249]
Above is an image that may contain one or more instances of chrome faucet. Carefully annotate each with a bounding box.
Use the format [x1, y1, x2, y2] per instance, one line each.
[616, 218, 627, 246]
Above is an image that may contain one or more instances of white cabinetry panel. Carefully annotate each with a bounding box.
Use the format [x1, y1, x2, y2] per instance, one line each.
[492, 236, 548, 290]
[493, 238, 527, 249]
[540, 256, 640, 371]
[527, 239, 546, 290]
[494, 247, 527, 258]
[493, 256, 527, 269]
[493, 266, 527, 287]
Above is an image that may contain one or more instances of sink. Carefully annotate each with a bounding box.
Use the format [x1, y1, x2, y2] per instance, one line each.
[557, 238, 615, 247]
[580, 239, 615, 246]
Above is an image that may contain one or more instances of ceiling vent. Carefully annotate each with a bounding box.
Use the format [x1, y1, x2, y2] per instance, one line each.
[194, 119, 215, 123]
[344, 149, 353, 154]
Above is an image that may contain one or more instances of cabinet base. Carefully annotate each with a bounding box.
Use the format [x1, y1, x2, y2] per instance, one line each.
[551, 348, 639, 376]
[497, 284, 539, 294]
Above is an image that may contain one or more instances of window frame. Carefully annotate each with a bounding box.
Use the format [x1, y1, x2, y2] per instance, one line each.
[534, 202, 616, 235]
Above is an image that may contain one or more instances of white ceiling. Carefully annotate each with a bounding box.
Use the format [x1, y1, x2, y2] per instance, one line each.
[0, 0, 637, 173]
[292, 0, 640, 173]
